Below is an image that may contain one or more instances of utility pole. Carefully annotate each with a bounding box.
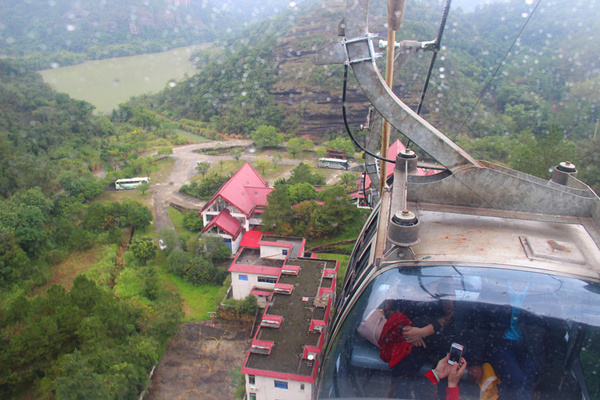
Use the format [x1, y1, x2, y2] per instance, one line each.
[379, 0, 407, 196]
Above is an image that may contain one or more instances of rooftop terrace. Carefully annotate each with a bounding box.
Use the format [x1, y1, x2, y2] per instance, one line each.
[244, 257, 337, 379]
[234, 248, 284, 269]
[261, 235, 305, 259]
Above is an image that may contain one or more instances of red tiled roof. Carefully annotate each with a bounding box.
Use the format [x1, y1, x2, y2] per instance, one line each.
[201, 162, 269, 215]
[244, 186, 274, 207]
[202, 208, 242, 237]
[240, 230, 263, 248]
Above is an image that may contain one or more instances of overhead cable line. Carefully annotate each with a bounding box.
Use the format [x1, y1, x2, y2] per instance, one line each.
[407, 0, 452, 149]
[455, 0, 543, 137]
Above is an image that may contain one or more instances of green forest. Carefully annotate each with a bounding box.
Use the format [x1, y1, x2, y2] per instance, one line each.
[0, 58, 193, 398]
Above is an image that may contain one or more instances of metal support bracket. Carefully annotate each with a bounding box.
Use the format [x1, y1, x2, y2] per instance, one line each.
[313, 32, 381, 66]
[343, 33, 381, 65]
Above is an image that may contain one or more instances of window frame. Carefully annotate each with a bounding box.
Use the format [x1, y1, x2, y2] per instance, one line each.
[258, 276, 277, 284]
[274, 380, 288, 389]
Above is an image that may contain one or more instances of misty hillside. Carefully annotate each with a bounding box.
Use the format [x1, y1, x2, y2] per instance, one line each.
[136, 0, 598, 140]
[0, 0, 305, 70]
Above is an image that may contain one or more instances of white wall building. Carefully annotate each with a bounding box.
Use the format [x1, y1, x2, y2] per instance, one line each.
[240, 254, 339, 400]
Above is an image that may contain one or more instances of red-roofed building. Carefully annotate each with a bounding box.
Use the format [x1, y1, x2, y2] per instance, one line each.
[202, 209, 244, 254]
[229, 233, 338, 400]
[201, 162, 274, 254]
[229, 232, 306, 304]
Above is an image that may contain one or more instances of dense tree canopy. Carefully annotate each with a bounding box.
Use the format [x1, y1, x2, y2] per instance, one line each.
[262, 176, 360, 240]
[251, 125, 284, 149]
[0, 60, 110, 198]
[180, 174, 230, 200]
[129, 238, 158, 266]
[0, 0, 245, 69]
[286, 162, 326, 186]
[0, 275, 182, 398]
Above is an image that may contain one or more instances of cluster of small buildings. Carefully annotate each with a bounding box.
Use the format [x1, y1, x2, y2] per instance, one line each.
[195, 139, 436, 397]
[197, 162, 338, 400]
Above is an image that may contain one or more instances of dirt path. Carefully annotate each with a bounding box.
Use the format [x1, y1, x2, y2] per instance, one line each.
[145, 321, 252, 400]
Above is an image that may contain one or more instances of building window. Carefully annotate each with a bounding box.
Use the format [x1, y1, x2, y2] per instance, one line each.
[282, 249, 288, 256]
[249, 393, 256, 400]
[258, 276, 277, 284]
[301, 384, 305, 390]
[239, 275, 248, 281]
[274, 380, 288, 389]
[248, 375, 255, 385]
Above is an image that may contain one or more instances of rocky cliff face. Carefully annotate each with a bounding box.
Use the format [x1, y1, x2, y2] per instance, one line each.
[267, 0, 431, 142]
[267, 1, 367, 140]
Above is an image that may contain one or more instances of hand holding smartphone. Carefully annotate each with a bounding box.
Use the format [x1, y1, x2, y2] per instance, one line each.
[448, 342, 464, 365]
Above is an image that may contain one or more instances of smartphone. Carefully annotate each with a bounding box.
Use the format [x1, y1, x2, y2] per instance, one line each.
[448, 342, 464, 365]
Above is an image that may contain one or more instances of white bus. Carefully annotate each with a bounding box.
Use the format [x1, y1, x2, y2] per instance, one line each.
[318, 157, 350, 170]
[114, 177, 150, 190]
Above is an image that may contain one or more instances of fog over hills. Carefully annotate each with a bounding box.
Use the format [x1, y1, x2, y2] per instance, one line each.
[0, 0, 302, 69]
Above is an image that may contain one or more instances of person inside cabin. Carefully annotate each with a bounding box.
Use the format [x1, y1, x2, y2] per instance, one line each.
[377, 278, 455, 378]
[424, 354, 467, 400]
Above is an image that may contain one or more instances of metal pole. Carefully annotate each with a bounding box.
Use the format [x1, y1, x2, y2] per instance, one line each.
[379, 0, 407, 196]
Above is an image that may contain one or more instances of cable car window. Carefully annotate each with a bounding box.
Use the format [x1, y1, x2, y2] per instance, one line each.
[352, 245, 372, 287]
[318, 266, 600, 399]
[338, 244, 373, 312]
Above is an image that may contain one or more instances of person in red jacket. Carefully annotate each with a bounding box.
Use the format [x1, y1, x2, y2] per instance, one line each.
[424, 354, 467, 400]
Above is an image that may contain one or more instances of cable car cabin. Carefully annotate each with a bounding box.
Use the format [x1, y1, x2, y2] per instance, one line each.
[313, 1, 600, 399]
[317, 154, 600, 400]
[319, 183, 600, 399]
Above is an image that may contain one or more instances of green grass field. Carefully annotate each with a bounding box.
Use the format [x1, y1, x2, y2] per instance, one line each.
[158, 268, 222, 322]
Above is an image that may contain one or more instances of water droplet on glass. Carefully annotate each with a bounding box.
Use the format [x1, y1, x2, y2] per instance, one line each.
[242, 91, 247, 96]
[66, 24, 75, 31]
[50, 62, 60, 69]
[168, 81, 176, 87]
[113, 79, 120, 86]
